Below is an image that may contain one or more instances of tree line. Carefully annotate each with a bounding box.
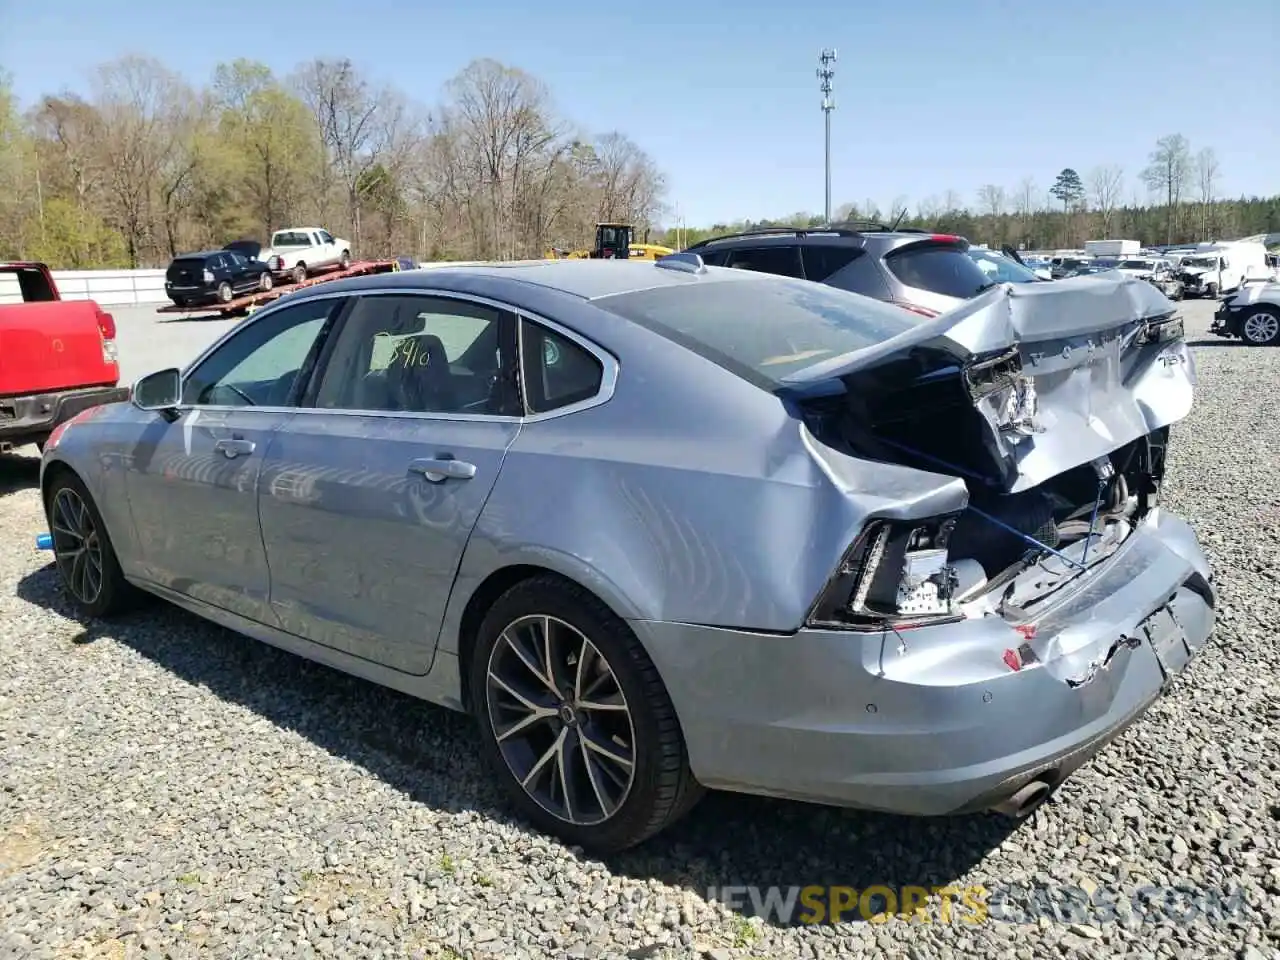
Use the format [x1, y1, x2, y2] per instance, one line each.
[0, 55, 666, 268]
[2, 57, 1276, 271]
[662, 134, 1279, 252]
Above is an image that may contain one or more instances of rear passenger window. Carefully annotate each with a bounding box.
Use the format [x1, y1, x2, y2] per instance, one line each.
[724, 246, 805, 279]
[312, 294, 507, 415]
[884, 245, 995, 300]
[520, 320, 604, 414]
[801, 246, 863, 282]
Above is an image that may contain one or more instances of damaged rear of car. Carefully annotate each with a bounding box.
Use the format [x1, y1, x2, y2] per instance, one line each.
[599, 265, 1214, 822]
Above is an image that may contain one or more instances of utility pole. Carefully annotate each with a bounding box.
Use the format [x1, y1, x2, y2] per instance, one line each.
[817, 49, 837, 224]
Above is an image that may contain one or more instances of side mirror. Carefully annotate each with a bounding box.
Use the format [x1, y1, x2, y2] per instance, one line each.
[132, 368, 182, 420]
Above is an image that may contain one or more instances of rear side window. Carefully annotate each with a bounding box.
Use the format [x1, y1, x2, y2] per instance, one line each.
[520, 320, 604, 413]
[801, 246, 862, 282]
[723, 246, 804, 279]
[596, 275, 922, 388]
[884, 244, 995, 299]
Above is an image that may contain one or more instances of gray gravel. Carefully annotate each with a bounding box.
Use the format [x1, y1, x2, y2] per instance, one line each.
[1, 299, 1278, 960]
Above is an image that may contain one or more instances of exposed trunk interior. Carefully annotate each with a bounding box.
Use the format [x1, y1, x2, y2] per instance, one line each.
[797, 340, 1171, 618]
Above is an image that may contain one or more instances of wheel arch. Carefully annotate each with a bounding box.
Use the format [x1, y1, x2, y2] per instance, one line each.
[452, 562, 639, 714]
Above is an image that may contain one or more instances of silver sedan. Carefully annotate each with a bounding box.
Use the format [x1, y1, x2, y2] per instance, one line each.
[38, 256, 1216, 852]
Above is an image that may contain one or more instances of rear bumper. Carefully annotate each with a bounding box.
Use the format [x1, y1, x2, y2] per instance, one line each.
[0, 385, 130, 445]
[633, 508, 1215, 816]
[1210, 303, 1240, 336]
[165, 284, 220, 305]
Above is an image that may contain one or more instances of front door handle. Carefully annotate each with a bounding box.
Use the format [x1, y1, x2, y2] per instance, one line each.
[214, 438, 256, 459]
[408, 457, 477, 483]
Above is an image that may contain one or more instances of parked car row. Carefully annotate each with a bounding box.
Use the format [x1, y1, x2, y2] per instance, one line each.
[163, 227, 353, 308]
[39, 220, 1216, 853]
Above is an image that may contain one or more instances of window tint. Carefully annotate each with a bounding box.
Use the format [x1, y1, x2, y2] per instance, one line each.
[801, 246, 863, 282]
[227, 252, 247, 267]
[182, 299, 339, 407]
[884, 244, 997, 299]
[313, 294, 507, 415]
[596, 275, 923, 388]
[520, 320, 604, 414]
[724, 246, 804, 278]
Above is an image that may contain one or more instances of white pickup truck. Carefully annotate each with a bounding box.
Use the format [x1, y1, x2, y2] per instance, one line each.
[259, 228, 353, 285]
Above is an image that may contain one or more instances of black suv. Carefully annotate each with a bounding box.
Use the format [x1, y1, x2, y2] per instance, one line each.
[682, 222, 1002, 316]
[164, 248, 273, 307]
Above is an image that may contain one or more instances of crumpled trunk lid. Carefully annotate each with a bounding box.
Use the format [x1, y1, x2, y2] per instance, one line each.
[782, 273, 1191, 494]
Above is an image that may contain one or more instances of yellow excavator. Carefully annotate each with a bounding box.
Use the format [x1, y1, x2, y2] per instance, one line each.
[546, 223, 674, 261]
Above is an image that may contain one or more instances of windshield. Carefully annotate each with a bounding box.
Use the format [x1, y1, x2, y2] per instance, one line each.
[967, 249, 1041, 283]
[1183, 257, 1218, 269]
[1092, 259, 1119, 270]
[595, 276, 924, 388]
[1118, 260, 1151, 270]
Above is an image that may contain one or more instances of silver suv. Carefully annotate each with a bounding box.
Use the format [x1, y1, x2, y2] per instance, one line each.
[683, 223, 1002, 316]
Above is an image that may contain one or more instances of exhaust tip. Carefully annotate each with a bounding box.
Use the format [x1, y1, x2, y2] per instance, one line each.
[991, 779, 1053, 819]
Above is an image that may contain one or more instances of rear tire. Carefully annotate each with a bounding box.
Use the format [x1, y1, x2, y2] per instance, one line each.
[1241, 306, 1280, 346]
[217, 281, 233, 303]
[259, 271, 273, 291]
[339, 250, 351, 270]
[469, 574, 703, 854]
[45, 471, 141, 619]
[292, 263, 307, 285]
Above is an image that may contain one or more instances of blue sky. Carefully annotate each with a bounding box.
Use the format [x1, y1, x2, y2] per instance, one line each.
[2, 0, 1276, 226]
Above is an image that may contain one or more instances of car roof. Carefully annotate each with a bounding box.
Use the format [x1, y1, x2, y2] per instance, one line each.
[295, 259, 768, 302]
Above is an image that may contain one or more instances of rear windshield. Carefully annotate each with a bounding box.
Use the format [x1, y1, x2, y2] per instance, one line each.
[272, 231, 312, 247]
[169, 257, 208, 270]
[884, 243, 998, 299]
[595, 276, 923, 388]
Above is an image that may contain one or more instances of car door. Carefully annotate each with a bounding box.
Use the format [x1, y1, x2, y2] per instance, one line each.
[123, 295, 347, 623]
[317, 230, 338, 267]
[225, 251, 255, 292]
[256, 290, 522, 674]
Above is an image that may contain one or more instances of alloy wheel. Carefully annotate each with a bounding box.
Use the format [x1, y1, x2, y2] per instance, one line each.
[1243, 311, 1280, 344]
[50, 487, 104, 605]
[484, 614, 636, 826]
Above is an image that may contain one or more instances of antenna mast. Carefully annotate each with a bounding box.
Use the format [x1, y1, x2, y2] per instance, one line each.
[817, 48, 837, 223]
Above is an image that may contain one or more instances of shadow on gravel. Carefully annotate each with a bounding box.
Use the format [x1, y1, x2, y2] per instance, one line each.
[16, 562, 1015, 930]
[0, 453, 40, 495]
[1185, 338, 1251, 348]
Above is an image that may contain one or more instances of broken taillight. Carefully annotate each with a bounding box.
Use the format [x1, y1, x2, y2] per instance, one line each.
[806, 516, 965, 631]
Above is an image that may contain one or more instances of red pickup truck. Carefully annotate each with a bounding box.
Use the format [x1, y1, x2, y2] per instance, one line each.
[0, 262, 129, 452]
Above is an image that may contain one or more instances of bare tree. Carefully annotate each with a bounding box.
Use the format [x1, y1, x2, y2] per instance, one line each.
[886, 195, 910, 223]
[977, 185, 1005, 218]
[942, 189, 964, 214]
[915, 195, 941, 223]
[1142, 133, 1192, 244]
[92, 56, 195, 266]
[293, 58, 404, 249]
[1088, 164, 1124, 236]
[1194, 147, 1220, 240]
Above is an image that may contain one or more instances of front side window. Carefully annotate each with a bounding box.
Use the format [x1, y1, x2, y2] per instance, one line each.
[312, 294, 509, 415]
[320, 231, 334, 244]
[182, 298, 341, 407]
[520, 320, 604, 414]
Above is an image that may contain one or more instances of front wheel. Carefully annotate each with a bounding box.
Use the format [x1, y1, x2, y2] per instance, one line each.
[469, 575, 702, 853]
[1205, 283, 1218, 299]
[1241, 307, 1280, 346]
[45, 471, 141, 618]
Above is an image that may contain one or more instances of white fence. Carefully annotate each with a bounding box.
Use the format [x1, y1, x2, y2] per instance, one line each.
[0, 259, 558, 307]
[0, 269, 168, 306]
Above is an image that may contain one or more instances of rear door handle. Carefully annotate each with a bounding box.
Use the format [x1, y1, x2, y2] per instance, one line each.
[214, 438, 256, 459]
[408, 457, 477, 483]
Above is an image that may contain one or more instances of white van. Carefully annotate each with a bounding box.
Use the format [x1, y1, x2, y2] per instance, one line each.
[1176, 240, 1270, 298]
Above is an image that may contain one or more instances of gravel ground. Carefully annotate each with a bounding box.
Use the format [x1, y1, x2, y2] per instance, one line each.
[1, 299, 1277, 960]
